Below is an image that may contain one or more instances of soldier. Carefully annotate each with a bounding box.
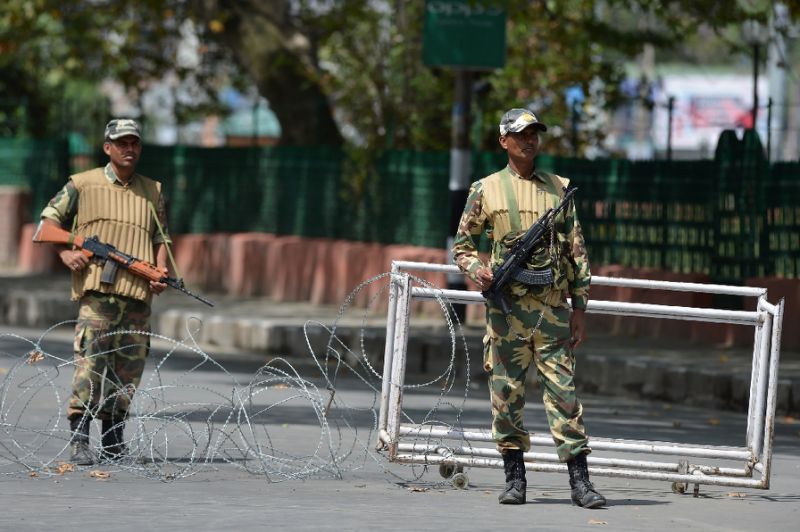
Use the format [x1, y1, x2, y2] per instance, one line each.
[452, 108, 605, 508]
[39, 119, 171, 465]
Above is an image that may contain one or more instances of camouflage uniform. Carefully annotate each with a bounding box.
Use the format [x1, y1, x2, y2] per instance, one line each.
[42, 156, 169, 422]
[452, 165, 592, 462]
[68, 293, 151, 421]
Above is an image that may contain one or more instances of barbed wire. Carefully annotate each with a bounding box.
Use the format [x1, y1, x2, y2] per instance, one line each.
[0, 271, 476, 486]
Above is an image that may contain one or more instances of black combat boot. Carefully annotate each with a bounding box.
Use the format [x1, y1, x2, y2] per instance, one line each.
[498, 449, 527, 504]
[100, 419, 127, 461]
[69, 415, 94, 466]
[567, 452, 606, 508]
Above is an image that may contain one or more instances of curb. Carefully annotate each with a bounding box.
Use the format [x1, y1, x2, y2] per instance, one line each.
[2, 290, 798, 415]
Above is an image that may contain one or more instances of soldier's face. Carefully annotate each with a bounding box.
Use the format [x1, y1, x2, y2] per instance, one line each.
[499, 127, 540, 161]
[103, 135, 142, 168]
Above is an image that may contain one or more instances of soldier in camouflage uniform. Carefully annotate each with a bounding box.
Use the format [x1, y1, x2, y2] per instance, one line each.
[452, 109, 605, 508]
[40, 119, 171, 465]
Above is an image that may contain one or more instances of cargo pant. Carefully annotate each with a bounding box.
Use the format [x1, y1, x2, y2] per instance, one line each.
[67, 291, 151, 422]
[484, 290, 590, 462]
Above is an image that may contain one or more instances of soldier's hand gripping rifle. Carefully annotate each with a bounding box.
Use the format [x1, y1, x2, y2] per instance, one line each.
[33, 222, 214, 307]
[482, 186, 577, 315]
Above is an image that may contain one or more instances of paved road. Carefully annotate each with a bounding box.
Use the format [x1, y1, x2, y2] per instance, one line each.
[1, 326, 798, 531]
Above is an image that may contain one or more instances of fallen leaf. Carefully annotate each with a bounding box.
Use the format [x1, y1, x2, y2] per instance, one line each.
[784, 416, 795, 424]
[588, 519, 608, 525]
[29, 471, 38, 477]
[55, 463, 74, 475]
[407, 486, 429, 493]
[26, 350, 45, 365]
[719, 355, 730, 363]
[271, 383, 289, 389]
[662, 404, 672, 410]
[89, 470, 110, 480]
[726, 492, 746, 498]
[0, 367, 8, 375]
[708, 418, 721, 426]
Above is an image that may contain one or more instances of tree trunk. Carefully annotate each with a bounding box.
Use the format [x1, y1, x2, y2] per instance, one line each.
[211, 1, 343, 146]
[254, 48, 342, 146]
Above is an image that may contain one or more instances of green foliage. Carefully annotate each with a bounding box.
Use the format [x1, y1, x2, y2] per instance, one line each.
[0, 0, 229, 137]
[2, 0, 799, 153]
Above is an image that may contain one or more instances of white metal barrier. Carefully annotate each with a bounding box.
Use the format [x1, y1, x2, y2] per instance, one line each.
[377, 261, 785, 493]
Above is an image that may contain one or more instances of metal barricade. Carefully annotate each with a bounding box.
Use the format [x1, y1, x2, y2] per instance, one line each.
[377, 261, 785, 494]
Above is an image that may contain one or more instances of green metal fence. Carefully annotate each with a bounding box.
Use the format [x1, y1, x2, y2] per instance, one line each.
[0, 134, 797, 283]
[0, 137, 68, 219]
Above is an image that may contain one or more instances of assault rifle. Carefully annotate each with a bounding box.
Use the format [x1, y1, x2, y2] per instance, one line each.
[482, 186, 577, 315]
[33, 222, 214, 307]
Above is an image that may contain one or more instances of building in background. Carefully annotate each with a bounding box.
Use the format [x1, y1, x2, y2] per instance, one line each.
[605, 70, 769, 160]
[652, 73, 768, 159]
[218, 89, 281, 147]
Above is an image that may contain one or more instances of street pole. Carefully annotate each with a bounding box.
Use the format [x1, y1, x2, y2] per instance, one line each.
[447, 69, 472, 321]
[767, 3, 790, 161]
[666, 96, 675, 162]
[752, 42, 760, 129]
[767, 97, 773, 162]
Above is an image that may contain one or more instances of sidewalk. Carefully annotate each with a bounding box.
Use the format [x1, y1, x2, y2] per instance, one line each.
[1, 272, 798, 414]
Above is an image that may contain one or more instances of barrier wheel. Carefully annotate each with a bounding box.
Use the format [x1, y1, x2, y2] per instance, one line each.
[452, 472, 469, 490]
[671, 482, 686, 494]
[439, 464, 456, 478]
[438, 463, 464, 478]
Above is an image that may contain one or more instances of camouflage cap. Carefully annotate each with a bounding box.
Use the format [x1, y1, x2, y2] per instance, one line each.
[499, 108, 547, 136]
[104, 118, 141, 140]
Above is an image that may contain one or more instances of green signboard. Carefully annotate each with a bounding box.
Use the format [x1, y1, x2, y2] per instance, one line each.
[422, 0, 506, 70]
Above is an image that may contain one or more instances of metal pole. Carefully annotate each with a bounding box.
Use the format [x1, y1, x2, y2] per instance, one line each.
[378, 263, 400, 438]
[666, 96, 675, 162]
[767, 3, 790, 161]
[752, 43, 760, 129]
[252, 100, 258, 146]
[759, 298, 784, 488]
[446, 69, 472, 321]
[386, 273, 413, 458]
[767, 97, 773, 162]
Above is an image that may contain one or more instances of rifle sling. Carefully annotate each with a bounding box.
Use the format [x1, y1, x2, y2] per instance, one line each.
[148, 201, 180, 280]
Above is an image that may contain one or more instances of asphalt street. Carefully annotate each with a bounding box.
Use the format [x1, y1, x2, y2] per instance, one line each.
[0, 325, 798, 531]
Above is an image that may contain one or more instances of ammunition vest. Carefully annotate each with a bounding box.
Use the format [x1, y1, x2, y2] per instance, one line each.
[70, 168, 162, 303]
[482, 167, 571, 302]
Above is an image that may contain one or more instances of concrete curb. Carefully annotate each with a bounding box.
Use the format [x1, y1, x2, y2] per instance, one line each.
[1, 287, 798, 415]
[159, 309, 800, 414]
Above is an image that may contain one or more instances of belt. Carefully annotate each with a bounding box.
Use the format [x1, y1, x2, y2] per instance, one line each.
[510, 267, 553, 286]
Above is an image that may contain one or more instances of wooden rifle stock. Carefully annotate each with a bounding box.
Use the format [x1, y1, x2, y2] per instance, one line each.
[32, 222, 214, 307]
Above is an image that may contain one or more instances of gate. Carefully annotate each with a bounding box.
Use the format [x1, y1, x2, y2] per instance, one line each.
[377, 261, 785, 494]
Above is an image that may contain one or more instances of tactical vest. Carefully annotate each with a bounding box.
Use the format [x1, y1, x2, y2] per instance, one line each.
[70, 168, 162, 303]
[481, 167, 568, 246]
[481, 167, 571, 303]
